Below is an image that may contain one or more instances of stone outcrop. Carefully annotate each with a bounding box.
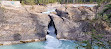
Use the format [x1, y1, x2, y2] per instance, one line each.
[50, 14, 92, 41]
[0, 3, 111, 45]
[24, 5, 47, 13]
[52, 6, 97, 41]
[0, 6, 50, 43]
[50, 5, 111, 41]
[56, 6, 96, 21]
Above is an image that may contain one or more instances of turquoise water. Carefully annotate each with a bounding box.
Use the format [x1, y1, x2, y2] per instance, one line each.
[0, 40, 106, 49]
[0, 40, 79, 49]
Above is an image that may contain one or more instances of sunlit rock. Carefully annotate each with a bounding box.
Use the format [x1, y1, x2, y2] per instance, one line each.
[0, 7, 50, 43]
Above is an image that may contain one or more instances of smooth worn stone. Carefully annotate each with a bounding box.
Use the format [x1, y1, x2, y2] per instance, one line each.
[0, 6, 50, 44]
[56, 6, 96, 21]
[50, 14, 92, 41]
[50, 5, 111, 41]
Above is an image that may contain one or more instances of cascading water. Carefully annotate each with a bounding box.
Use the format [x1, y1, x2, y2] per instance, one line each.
[44, 15, 62, 49]
[44, 26, 62, 49]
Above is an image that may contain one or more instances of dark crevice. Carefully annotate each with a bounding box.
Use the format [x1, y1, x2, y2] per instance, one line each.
[55, 9, 69, 21]
[47, 15, 57, 35]
[61, 17, 65, 21]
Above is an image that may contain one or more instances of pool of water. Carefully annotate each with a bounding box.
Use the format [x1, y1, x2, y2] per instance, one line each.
[0, 40, 106, 49]
[0, 40, 79, 49]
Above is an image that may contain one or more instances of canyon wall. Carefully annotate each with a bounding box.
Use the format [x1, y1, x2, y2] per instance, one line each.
[0, 3, 111, 45]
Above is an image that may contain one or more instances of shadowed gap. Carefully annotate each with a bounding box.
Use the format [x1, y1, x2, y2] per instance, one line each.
[47, 15, 57, 35]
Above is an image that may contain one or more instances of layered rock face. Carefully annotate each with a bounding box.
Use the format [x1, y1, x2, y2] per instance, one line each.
[50, 6, 96, 41]
[50, 6, 111, 41]
[51, 6, 96, 41]
[0, 3, 111, 44]
[0, 7, 50, 42]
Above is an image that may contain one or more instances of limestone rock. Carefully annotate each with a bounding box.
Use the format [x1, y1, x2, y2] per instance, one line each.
[56, 6, 96, 21]
[50, 14, 92, 41]
[0, 7, 50, 42]
[24, 5, 47, 13]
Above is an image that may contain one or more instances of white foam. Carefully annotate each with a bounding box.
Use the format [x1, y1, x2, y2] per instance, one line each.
[73, 4, 98, 7]
[1, 1, 21, 7]
[42, 7, 56, 14]
[45, 26, 62, 49]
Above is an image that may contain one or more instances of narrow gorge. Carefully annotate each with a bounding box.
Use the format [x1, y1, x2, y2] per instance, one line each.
[0, 2, 111, 49]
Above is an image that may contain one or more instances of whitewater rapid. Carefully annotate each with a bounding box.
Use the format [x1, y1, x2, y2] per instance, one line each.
[44, 26, 62, 49]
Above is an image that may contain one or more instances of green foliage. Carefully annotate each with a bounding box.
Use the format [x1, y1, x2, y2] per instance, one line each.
[82, 41, 92, 49]
[105, 4, 111, 7]
[14, 0, 111, 5]
[90, 0, 93, 3]
[99, 4, 111, 27]
[75, 29, 110, 49]
[100, 4, 111, 16]
[75, 40, 93, 49]
[23, 0, 36, 5]
[37, 0, 57, 4]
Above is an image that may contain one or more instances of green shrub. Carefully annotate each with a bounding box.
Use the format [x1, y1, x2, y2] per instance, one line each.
[99, 4, 111, 25]
[14, 0, 111, 5]
[24, 0, 35, 5]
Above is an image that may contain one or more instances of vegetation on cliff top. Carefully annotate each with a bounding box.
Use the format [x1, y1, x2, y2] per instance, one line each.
[13, 0, 111, 5]
[77, 3, 111, 49]
[99, 4, 111, 27]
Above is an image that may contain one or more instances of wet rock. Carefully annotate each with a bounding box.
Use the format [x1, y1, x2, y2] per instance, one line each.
[0, 41, 22, 45]
[20, 40, 35, 43]
[0, 44, 3, 46]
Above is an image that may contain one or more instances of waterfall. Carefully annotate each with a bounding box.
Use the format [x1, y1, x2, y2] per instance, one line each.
[44, 14, 62, 49]
[44, 26, 62, 49]
[43, 7, 68, 49]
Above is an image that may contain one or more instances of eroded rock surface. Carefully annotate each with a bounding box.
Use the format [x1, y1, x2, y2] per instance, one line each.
[0, 3, 111, 45]
[0, 7, 50, 42]
[50, 14, 92, 41]
[50, 5, 111, 41]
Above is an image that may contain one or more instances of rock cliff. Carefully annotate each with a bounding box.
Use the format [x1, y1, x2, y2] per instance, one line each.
[0, 6, 50, 44]
[50, 4, 111, 41]
[0, 3, 111, 45]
